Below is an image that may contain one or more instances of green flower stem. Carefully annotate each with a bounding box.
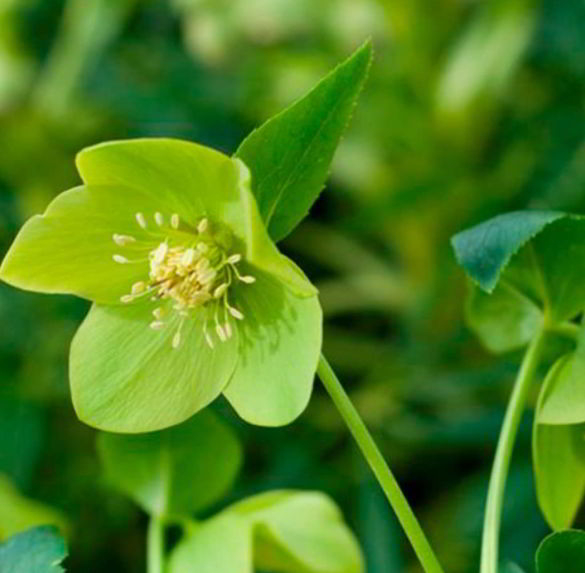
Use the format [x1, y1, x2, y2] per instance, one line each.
[480, 327, 548, 573]
[317, 355, 445, 573]
[147, 515, 164, 573]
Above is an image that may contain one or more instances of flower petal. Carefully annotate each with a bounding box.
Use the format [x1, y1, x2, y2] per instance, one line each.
[76, 139, 242, 232]
[235, 160, 317, 298]
[223, 270, 322, 426]
[70, 302, 239, 432]
[0, 184, 176, 304]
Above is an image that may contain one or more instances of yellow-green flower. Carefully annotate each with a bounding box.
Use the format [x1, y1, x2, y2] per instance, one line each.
[0, 139, 322, 432]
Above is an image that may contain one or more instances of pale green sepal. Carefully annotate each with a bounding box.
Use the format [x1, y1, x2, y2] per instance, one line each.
[0, 185, 165, 304]
[76, 138, 237, 228]
[228, 490, 364, 573]
[223, 270, 322, 426]
[97, 411, 242, 517]
[168, 514, 252, 573]
[70, 302, 238, 432]
[234, 159, 317, 298]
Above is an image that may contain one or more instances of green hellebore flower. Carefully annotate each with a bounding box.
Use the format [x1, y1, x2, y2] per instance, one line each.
[0, 139, 322, 432]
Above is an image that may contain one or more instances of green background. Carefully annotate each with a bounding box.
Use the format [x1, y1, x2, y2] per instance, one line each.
[0, 0, 583, 571]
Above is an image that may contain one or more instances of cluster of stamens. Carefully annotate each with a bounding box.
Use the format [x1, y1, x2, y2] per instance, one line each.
[112, 212, 255, 349]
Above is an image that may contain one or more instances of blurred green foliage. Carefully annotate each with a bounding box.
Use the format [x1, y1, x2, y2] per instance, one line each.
[0, 0, 583, 571]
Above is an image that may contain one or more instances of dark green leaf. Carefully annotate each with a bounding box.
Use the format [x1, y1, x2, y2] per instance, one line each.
[97, 410, 242, 517]
[451, 210, 563, 292]
[0, 526, 67, 573]
[235, 40, 373, 242]
[536, 530, 585, 573]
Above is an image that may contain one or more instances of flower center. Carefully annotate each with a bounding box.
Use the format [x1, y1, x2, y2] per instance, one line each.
[112, 212, 255, 349]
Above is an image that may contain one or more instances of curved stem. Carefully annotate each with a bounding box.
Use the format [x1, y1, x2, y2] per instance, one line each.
[480, 327, 547, 573]
[317, 354, 445, 573]
[147, 515, 164, 573]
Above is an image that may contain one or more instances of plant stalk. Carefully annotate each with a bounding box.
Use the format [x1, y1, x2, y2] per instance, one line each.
[480, 327, 547, 573]
[317, 354, 445, 573]
[147, 515, 164, 573]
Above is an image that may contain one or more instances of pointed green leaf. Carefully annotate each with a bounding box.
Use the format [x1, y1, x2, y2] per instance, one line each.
[223, 270, 322, 426]
[235, 40, 373, 242]
[0, 184, 166, 304]
[70, 303, 238, 432]
[536, 530, 585, 573]
[97, 411, 242, 517]
[229, 491, 364, 573]
[0, 526, 67, 573]
[539, 325, 585, 425]
[533, 356, 585, 530]
[0, 475, 67, 541]
[168, 514, 252, 573]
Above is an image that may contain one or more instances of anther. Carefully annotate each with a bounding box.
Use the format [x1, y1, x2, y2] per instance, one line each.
[229, 306, 244, 320]
[131, 281, 145, 294]
[224, 322, 233, 338]
[120, 294, 134, 304]
[227, 254, 241, 264]
[197, 218, 208, 233]
[171, 214, 180, 229]
[216, 324, 226, 342]
[153, 243, 168, 264]
[239, 275, 256, 284]
[153, 307, 164, 320]
[154, 212, 164, 226]
[213, 283, 228, 298]
[136, 212, 147, 229]
[180, 248, 196, 266]
[113, 234, 136, 246]
[172, 331, 182, 349]
[150, 321, 164, 330]
[196, 242, 208, 253]
[113, 255, 129, 264]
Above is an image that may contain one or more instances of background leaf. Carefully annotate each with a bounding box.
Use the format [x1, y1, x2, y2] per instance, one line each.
[0, 526, 68, 573]
[97, 410, 242, 517]
[533, 356, 585, 530]
[230, 491, 364, 573]
[235, 40, 372, 242]
[0, 475, 67, 541]
[536, 530, 585, 573]
[168, 514, 252, 573]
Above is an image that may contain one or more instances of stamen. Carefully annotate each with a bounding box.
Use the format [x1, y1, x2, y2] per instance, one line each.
[239, 275, 256, 284]
[113, 234, 136, 246]
[131, 281, 145, 294]
[150, 321, 164, 330]
[171, 214, 180, 229]
[227, 254, 241, 264]
[203, 321, 214, 349]
[120, 294, 134, 303]
[196, 242, 208, 253]
[136, 212, 147, 229]
[152, 243, 168, 264]
[113, 255, 129, 264]
[229, 306, 244, 320]
[172, 330, 182, 349]
[224, 321, 233, 338]
[196, 258, 210, 272]
[180, 248, 196, 266]
[154, 212, 164, 226]
[197, 218, 208, 233]
[213, 283, 228, 298]
[153, 307, 164, 320]
[216, 323, 226, 342]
